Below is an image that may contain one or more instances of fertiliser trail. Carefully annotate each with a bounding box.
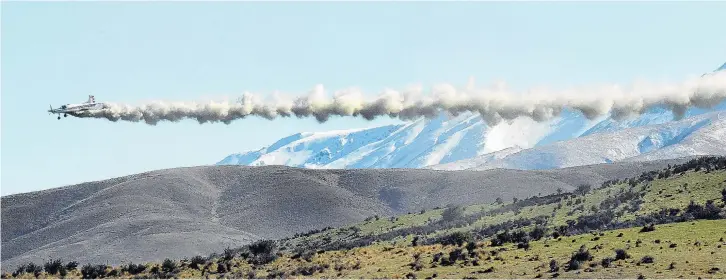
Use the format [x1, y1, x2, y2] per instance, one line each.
[73, 71, 726, 125]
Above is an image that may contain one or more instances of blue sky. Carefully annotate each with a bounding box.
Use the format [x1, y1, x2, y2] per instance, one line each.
[2, 1, 725, 196]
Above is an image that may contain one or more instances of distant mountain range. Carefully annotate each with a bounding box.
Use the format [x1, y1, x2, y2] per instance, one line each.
[428, 110, 726, 170]
[217, 63, 726, 170]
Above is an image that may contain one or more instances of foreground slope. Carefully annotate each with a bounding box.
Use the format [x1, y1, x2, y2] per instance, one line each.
[1, 158, 691, 271]
[8, 157, 725, 279]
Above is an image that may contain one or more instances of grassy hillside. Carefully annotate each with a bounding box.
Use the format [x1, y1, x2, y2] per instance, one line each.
[4, 156, 726, 279]
[8, 159, 689, 270]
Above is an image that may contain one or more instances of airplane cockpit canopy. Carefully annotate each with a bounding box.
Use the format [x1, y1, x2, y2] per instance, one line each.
[60, 105, 67, 109]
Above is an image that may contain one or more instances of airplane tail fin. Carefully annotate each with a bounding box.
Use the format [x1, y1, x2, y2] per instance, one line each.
[49, 104, 52, 114]
[87, 95, 95, 103]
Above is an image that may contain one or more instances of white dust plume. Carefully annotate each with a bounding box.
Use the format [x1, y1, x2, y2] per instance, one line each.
[73, 71, 726, 125]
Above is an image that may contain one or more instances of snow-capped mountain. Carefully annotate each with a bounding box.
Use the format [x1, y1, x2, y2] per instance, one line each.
[429, 110, 726, 171]
[217, 101, 726, 169]
[217, 64, 726, 170]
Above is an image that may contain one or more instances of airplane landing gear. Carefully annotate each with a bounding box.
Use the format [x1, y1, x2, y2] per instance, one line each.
[57, 116, 61, 120]
[64, 113, 67, 117]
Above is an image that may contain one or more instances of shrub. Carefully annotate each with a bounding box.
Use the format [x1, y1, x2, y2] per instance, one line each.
[432, 252, 443, 263]
[216, 262, 228, 274]
[549, 259, 559, 272]
[43, 259, 64, 275]
[248, 239, 278, 265]
[466, 241, 477, 256]
[491, 230, 529, 246]
[123, 262, 146, 275]
[448, 248, 466, 263]
[409, 259, 423, 271]
[640, 224, 656, 233]
[575, 184, 592, 196]
[529, 226, 546, 241]
[249, 240, 276, 256]
[81, 264, 107, 279]
[441, 205, 464, 222]
[601, 257, 614, 268]
[614, 249, 630, 260]
[436, 231, 472, 247]
[20, 262, 42, 277]
[190, 255, 206, 270]
[251, 252, 277, 266]
[65, 261, 79, 271]
[223, 247, 235, 260]
[685, 200, 723, 220]
[640, 255, 655, 264]
[566, 245, 593, 271]
[13, 264, 26, 276]
[161, 258, 176, 273]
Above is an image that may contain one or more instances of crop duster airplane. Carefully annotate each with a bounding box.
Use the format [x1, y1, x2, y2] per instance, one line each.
[48, 95, 108, 120]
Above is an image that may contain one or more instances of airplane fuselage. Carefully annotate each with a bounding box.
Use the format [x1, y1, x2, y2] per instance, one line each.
[49, 102, 106, 114]
[48, 95, 107, 120]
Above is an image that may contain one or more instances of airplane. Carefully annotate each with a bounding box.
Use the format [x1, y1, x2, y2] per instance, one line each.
[48, 95, 108, 120]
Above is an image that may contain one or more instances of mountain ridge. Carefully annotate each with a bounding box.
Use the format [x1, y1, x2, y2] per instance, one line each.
[430, 110, 726, 171]
[217, 63, 726, 170]
[218, 103, 726, 170]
